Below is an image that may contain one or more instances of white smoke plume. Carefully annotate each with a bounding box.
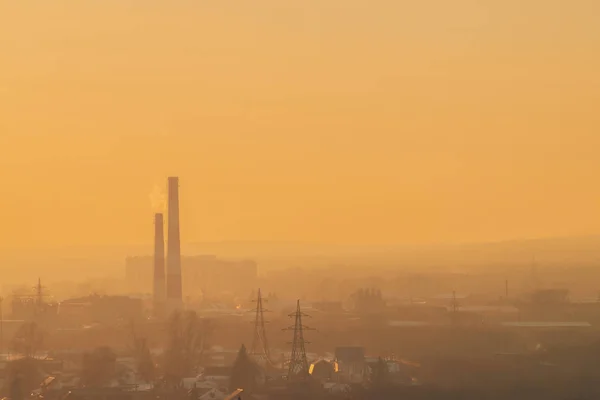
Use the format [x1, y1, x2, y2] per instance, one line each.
[149, 183, 167, 213]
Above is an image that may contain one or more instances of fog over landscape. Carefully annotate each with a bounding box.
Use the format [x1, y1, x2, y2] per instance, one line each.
[1, 1, 600, 399]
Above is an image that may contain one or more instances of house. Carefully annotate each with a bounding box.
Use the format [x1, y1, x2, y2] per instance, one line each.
[200, 366, 232, 389]
[309, 360, 338, 381]
[199, 388, 229, 400]
[323, 382, 351, 396]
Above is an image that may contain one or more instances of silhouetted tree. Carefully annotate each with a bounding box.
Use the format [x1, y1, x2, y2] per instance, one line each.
[369, 357, 389, 388]
[81, 346, 117, 387]
[130, 319, 156, 383]
[2, 358, 43, 400]
[230, 344, 261, 393]
[163, 311, 212, 388]
[136, 338, 155, 382]
[10, 375, 23, 400]
[188, 384, 199, 400]
[11, 322, 44, 357]
[351, 288, 385, 313]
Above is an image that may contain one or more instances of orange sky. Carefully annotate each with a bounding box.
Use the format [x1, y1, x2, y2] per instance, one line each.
[1, 1, 599, 249]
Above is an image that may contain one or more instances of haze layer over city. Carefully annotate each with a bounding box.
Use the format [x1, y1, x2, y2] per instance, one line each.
[1, 1, 600, 400]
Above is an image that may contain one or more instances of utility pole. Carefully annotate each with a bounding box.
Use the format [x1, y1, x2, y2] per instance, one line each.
[451, 291, 459, 325]
[283, 300, 314, 379]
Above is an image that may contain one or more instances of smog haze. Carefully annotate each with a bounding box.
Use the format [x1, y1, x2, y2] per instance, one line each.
[1, 0, 599, 251]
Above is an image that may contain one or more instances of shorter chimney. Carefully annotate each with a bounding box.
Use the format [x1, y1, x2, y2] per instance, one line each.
[153, 213, 166, 317]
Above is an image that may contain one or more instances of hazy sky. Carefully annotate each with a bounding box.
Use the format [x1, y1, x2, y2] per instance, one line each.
[1, 1, 599, 249]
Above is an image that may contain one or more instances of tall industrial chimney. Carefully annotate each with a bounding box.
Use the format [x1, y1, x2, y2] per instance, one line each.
[153, 213, 166, 317]
[166, 176, 183, 310]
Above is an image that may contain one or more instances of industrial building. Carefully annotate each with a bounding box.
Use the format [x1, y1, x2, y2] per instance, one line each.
[126, 255, 257, 297]
[57, 295, 143, 324]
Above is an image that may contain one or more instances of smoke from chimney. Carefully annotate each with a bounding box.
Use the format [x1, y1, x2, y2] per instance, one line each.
[149, 184, 167, 213]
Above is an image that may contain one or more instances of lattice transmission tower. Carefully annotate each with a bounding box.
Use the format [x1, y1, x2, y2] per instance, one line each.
[33, 278, 51, 316]
[35, 278, 46, 307]
[284, 300, 314, 379]
[250, 289, 271, 362]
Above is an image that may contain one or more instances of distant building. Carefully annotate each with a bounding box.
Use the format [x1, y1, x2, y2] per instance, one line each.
[58, 295, 143, 323]
[323, 382, 351, 396]
[531, 289, 569, 305]
[202, 347, 240, 367]
[335, 347, 366, 383]
[312, 301, 344, 314]
[309, 359, 339, 381]
[201, 366, 232, 387]
[198, 365, 265, 394]
[350, 289, 385, 313]
[11, 297, 58, 320]
[125, 255, 258, 297]
[365, 358, 415, 385]
[501, 321, 591, 328]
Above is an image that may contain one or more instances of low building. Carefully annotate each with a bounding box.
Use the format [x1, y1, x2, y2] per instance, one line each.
[312, 302, 344, 314]
[309, 359, 339, 381]
[58, 295, 143, 324]
[200, 366, 232, 389]
[335, 347, 366, 383]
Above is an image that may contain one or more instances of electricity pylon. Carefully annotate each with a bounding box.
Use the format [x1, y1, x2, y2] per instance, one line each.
[250, 289, 271, 362]
[283, 300, 314, 379]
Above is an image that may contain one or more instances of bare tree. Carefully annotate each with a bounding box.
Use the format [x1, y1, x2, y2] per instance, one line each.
[163, 311, 214, 388]
[230, 344, 261, 393]
[11, 322, 43, 358]
[3, 358, 43, 400]
[81, 347, 117, 387]
[131, 320, 156, 383]
[135, 337, 155, 383]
